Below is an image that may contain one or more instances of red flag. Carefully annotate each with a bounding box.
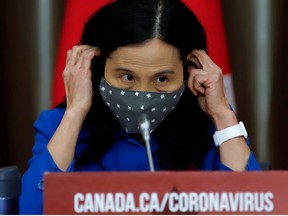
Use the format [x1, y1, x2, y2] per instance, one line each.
[52, 0, 235, 109]
[52, 0, 112, 107]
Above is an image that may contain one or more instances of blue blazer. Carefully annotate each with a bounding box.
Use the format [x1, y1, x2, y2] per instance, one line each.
[20, 108, 261, 214]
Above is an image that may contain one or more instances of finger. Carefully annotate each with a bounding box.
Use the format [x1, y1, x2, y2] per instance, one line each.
[63, 46, 93, 91]
[190, 49, 219, 71]
[188, 69, 213, 96]
[67, 45, 93, 65]
[191, 57, 202, 69]
[66, 50, 72, 65]
[193, 76, 206, 95]
[187, 68, 201, 96]
[187, 55, 203, 69]
[77, 47, 101, 70]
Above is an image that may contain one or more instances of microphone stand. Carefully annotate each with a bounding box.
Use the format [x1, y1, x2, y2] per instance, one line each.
[138, 114, 155, 172]
[143, 132, 154, 172]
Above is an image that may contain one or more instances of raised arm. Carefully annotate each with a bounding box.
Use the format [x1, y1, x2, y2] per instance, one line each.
[187, 49, 250, 171]
[47, 45, 100, 171]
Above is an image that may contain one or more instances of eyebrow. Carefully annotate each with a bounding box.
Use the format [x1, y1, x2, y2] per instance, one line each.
[114, 67, 133, 73]
[114, 67, 176, 76]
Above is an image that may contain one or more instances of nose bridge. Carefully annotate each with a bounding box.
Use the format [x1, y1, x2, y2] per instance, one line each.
[137, 79, 153, 92]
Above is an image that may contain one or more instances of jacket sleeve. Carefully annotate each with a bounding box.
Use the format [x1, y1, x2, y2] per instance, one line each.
[19, 109, 75, 214]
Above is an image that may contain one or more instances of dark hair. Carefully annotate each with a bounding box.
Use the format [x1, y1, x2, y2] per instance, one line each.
[63, 0, 214, 170]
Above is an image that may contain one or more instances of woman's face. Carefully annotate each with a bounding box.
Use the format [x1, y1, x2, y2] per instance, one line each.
[104, 38, 183, 93]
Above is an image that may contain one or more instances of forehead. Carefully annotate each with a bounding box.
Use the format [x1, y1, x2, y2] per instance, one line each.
[108, 39, 182, 67]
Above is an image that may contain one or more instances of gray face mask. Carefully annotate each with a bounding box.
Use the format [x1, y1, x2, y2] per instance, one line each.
[99, 78, 185, 134]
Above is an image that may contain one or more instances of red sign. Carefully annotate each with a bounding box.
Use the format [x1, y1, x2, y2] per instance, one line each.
[44, 171, 288, 214]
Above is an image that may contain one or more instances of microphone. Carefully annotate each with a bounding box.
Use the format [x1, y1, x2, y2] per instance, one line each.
[138, 113, 150, 141]
[138, 113, 154, 172]
[0, 166, 21, 214]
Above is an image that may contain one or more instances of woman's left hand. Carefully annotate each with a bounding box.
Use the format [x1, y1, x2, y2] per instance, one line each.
[187, 49, 231, 121]
[187, 50, 251, 171]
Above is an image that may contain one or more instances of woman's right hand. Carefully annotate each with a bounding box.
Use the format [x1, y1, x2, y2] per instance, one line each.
[63, 45, 101, 115]
[46, 45, 100, 171]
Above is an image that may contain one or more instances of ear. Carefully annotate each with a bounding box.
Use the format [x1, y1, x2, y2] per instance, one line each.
[186, 52, 203, 69]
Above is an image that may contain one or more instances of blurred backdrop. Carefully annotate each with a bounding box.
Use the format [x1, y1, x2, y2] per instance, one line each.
[0, 0, 287, 174]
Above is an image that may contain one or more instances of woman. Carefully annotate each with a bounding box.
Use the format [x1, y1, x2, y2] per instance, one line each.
[20, 0, 260, 214]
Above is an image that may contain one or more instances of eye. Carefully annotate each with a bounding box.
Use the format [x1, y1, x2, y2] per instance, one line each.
[155, 76, 167, 83]
[122, 74, 134, 81]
